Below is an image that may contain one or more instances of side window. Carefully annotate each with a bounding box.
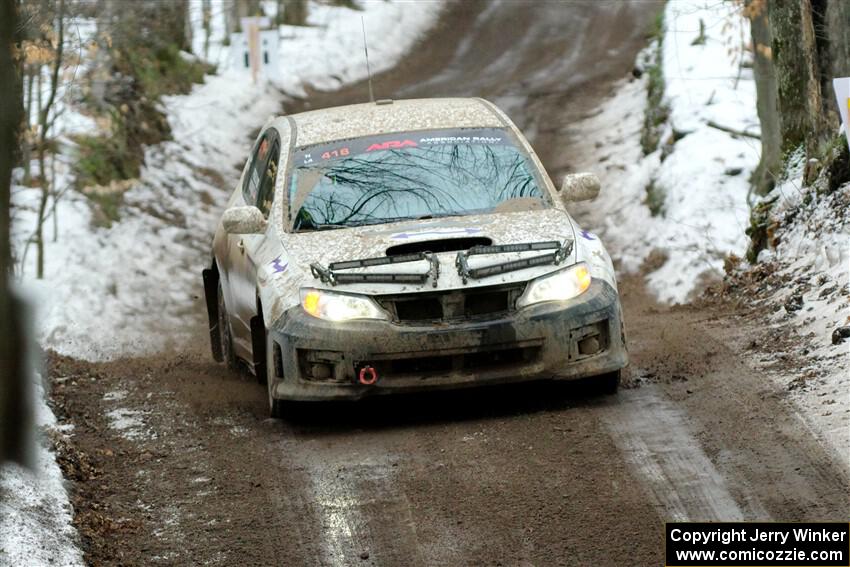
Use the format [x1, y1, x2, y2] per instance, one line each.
[242, 131, 273, 206]
[256, 139, 280, 217]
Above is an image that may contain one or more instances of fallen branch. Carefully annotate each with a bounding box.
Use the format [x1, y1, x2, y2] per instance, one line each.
[706, 120, 761, 140]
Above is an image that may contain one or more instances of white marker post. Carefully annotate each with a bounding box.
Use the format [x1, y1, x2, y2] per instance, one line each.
[241, 16, 271, 85]
[833, 77, 850, 149]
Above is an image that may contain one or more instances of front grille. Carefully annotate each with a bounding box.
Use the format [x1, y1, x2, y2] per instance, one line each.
[377, 282, 527, 323]
[371, 343, 542, 379]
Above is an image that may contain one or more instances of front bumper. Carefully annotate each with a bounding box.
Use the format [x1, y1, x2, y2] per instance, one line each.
[268, 280, 627, 401]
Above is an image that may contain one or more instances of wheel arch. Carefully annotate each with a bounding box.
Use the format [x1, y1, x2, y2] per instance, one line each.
[249, 293, 267, 383]
[202, 258, 223, 362]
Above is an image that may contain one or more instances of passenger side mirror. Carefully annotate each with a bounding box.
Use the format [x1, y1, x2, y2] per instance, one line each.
[222, 206, 267, 234]
[560, 172, 601, 203]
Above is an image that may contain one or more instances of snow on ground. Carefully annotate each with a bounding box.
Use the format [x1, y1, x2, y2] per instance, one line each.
[0, 310, 84, 566]
[574, 0, 759, 304]
[572, 1, 847, 463]
[6, 1, 443, 562]
[194, 0, 445, 96]
[741, 152, 850, 459]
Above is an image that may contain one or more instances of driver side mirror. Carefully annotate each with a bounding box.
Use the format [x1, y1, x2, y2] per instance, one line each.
[560, 172, 601, 203]
[222, 206, 267, 234]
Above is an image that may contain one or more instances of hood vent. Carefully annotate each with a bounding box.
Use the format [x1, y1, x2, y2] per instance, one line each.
[386, 237, 493, 257]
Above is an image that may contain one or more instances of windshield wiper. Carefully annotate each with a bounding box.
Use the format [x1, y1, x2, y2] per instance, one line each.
[310, 252, 441, 288]
[455, 240, 573, 284]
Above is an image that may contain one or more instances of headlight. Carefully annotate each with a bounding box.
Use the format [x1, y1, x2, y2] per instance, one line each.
[516, 262, 591, 308]
[300, 288, 387, 322]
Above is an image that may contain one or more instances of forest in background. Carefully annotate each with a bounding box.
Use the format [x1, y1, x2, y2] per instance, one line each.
[745, 0, 850, 260]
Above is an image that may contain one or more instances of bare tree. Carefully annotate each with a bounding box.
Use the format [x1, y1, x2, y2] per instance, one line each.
[32, 0, 64, 279]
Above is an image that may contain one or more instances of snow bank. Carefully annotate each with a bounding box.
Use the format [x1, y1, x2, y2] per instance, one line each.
[574, 0, 759, 304]
[7, 1, 444, 562]
[12, 75, 281, 359]
[0, 318, 83, 567]
[745, 153, 850, 458]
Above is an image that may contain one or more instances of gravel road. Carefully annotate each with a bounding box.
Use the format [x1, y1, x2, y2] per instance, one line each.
[49, 2, 849, 565]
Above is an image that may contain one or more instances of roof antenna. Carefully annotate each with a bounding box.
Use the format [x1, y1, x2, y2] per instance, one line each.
[361, 16, 375, 103]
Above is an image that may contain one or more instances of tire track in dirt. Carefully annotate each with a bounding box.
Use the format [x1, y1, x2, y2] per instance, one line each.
[600, 383, 760, 522]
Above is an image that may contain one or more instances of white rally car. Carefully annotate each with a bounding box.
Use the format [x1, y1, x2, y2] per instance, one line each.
[202, 98, 627, 417]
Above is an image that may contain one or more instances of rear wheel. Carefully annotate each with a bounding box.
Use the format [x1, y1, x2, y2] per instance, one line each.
[217, 281, 237, 371]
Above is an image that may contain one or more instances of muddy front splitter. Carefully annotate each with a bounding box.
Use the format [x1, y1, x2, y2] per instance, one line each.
[267, 280, 627, 401]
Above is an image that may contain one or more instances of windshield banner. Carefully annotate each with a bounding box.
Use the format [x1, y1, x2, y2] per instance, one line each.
[295, 128, 513, 166]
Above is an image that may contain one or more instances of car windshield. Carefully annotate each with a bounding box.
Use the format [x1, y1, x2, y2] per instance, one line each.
[288, 128, 549, 232]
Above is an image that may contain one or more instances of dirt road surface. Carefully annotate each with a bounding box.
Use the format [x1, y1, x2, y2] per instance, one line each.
[49, 2, 849, 565]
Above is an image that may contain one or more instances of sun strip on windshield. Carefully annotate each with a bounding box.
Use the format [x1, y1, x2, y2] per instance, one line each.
[455, 240, 573, 284]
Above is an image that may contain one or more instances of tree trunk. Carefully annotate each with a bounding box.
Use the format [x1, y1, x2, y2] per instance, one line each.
[825, 0, 850, 126]
[825, 0, 850, 76]
[769, 0, 829, 155]
[283, 0, 308, 26]
[202, 0, 212, 59]
[1, 0, 30, 467]
[158, 0, 191, 53]
[237, 0, 262, 19]
[184, 0, 193, 53]
[749, 0, 783, 195]
[275, 0, 285, 25]
[226, 0, 241, 35]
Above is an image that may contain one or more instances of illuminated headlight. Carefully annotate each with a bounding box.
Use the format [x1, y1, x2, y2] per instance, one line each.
[300, 288, 387, 322]
[516, 263, 591, 308]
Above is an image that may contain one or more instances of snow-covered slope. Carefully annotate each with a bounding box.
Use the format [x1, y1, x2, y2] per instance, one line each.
[728, 151, 849, 459]
[573, 0, 759, 304]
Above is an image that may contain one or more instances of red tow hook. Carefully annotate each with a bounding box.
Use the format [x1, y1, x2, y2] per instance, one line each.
[358, 365, 378, 385]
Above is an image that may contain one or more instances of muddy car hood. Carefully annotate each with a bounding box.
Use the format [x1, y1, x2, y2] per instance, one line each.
[257, 207, 616, 327]
[283, 208, 579, 294]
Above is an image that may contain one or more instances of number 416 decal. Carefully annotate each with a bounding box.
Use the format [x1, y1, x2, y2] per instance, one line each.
[321, 147, 350, 160]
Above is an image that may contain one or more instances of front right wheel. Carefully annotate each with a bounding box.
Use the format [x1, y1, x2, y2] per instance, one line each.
[598, 369, 621, 395]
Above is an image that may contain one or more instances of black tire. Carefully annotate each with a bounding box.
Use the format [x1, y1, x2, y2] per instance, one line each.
[217, 281, 237, 371]
[266, 332, 285, 418]
[598, 370, 621, 395]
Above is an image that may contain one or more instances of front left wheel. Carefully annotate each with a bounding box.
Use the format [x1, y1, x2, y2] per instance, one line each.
[217, 281, 237, 371]
[266, 333, 286, 418]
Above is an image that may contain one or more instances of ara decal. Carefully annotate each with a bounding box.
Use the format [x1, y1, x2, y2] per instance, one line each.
[580, 229, 596, 241]
[270, 256, 288, 274]
[366, 140, 418, 152]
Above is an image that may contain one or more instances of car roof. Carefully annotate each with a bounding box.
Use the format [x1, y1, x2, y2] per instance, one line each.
[287, 97, 507, 147]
